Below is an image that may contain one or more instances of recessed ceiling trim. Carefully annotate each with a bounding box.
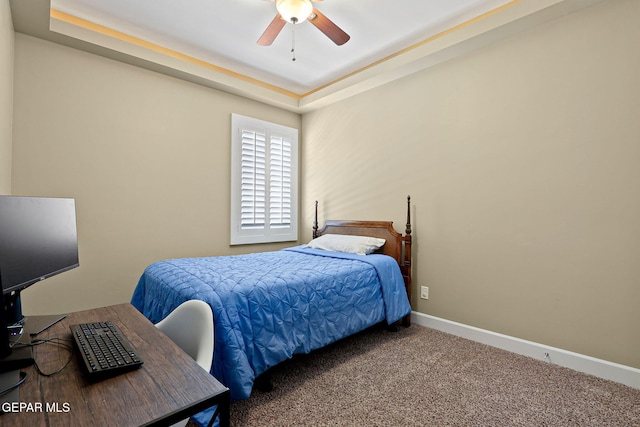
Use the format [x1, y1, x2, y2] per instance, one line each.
[297, 0, 606, 112]
[50, 8, 303, 100]
[51, 4, 526, 103]
[299, 0, 522, 100]
[31, 0, 607, 113]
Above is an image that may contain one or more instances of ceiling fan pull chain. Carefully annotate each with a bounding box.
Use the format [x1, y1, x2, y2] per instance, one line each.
[291, 17, 297, 62]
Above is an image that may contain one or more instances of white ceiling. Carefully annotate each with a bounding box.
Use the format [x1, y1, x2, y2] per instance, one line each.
[10, 0, 606, 112]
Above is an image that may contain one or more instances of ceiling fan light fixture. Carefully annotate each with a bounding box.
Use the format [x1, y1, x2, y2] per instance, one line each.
[276, 0, 313, 24]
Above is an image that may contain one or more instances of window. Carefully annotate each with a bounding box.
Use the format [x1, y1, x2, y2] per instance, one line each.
[230, 114, 298, 245]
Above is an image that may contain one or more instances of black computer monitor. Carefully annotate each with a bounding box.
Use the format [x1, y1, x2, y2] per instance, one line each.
[0, 196, 79, 371]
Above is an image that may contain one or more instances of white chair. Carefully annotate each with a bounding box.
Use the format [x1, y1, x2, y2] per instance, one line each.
[156, 300, 215, 427]
[155, 299, 214, 372]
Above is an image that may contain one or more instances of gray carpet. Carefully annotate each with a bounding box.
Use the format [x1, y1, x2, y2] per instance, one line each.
[224, 323, 640, 426]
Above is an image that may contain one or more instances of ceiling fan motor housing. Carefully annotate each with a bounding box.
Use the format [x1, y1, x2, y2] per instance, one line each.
[276, 0, 314, 24]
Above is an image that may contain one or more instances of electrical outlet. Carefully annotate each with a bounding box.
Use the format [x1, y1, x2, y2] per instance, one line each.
[420, 286, 429, 300]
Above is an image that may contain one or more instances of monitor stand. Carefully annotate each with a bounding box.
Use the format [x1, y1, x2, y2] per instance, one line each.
[0, 314, 67, 374]
[0, 370, 21, 407]
[0, 312, 68, 412]
[0, 345, 34, 374]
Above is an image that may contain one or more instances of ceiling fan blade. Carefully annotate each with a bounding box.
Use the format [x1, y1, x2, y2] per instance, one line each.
[308, 8, 350, 46]
[257, 14, 286, 46]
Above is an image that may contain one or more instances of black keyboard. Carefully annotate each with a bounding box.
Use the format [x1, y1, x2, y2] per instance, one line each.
[70, 321, 143, 378]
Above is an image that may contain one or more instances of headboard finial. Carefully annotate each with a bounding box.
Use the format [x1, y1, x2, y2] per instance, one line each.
[313, 200, 319, 239]
[406, 195, 412, 236]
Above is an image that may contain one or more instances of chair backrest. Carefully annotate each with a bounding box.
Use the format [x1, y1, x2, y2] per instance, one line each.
[155, 299, 214, 372]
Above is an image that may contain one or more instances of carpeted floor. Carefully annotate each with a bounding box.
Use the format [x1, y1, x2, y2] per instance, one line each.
[218, 323, 640, 426]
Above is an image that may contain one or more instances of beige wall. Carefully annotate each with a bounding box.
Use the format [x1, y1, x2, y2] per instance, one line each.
[12, 34, 300, 314]
[0, 1, 13, 194]
[302, 0, 640, 368]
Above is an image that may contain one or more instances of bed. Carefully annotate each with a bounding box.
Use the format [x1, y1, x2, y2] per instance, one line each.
[131, 197, 413, 409]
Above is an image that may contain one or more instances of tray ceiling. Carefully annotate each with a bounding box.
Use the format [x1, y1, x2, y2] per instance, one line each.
[10, 0, 606, 112]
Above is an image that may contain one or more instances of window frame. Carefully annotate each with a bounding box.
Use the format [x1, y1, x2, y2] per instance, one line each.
[230, 114, 299, 245]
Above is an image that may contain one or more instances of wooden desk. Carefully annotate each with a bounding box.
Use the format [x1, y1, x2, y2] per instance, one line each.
[1, 303, 229, 427]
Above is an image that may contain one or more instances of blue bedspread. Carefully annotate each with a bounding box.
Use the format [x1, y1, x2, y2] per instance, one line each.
[131, 245, 411, 407]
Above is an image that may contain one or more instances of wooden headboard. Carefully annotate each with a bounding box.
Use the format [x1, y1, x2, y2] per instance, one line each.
[312, 196, 413, 326]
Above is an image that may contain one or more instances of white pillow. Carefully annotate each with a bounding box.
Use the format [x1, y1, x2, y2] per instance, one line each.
[307, 234, 386, 256]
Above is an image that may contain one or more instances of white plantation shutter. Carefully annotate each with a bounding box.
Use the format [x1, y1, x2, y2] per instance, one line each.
[240, 129, 266, 229]
[231, 114, 298, 244]
[269, 135, 292, 228]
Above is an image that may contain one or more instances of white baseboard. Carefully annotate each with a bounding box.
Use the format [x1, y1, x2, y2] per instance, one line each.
[411, 311, 640, 390]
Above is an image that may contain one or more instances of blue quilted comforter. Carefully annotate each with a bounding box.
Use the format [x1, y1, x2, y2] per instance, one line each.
[131, 245, 411, 405]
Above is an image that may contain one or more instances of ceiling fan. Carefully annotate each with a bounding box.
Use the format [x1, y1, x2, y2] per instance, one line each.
[258, 0, 350, 47]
